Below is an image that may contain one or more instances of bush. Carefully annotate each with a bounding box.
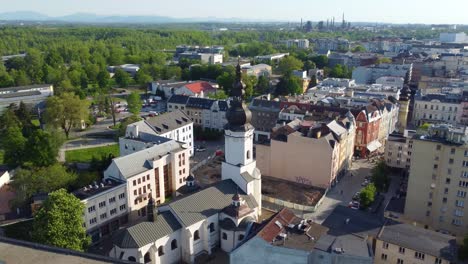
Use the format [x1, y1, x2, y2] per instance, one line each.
[359, 183, 376, 208]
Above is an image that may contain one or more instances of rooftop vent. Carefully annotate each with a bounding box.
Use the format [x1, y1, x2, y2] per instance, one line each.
[334, 248, 344, 254]
[275, 221, 283, 229]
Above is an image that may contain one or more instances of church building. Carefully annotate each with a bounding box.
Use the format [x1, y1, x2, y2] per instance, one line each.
[109, 61, 262, 264]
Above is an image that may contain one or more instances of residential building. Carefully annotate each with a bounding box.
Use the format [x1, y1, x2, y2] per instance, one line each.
[404, 124, 468, 237]
[0, 84, 53, 111]
[178, 52, 223, 64]
[284, 39, 310, 49]
[109, 62, 262, 264]
[312, 38, 350, 52]
[397, 86, 410, 133]
[352, 105, 382, 157]
[104, 140, 191, 220]
[144, 110, 194, 155]
[149, 81, 218, 98]
[460, 91, 468, 125]
[412, 93, 461, 126]
[249, 96, 281, 142]
[254, 53, 289, 64]
[73, 179, 128, 243]
[241, 63, 272, 78]
[319, 78, 356, 88]
[352, 63, 412, 84]
[256, 117, 355, 189]
[328, 52, 378, 68]
[374, 221, 458, 264]
[119, 121, 174, 156]
[385, 130, 416, 169]
[376, 76, 405, 89]
[166, 94, 190, 113]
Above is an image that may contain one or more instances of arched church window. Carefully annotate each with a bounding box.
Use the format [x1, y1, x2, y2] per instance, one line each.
[158, 246, 164, 256]
[171, 239, 178, 250]
[128, 256, 136, 262]
[222, 232, 227, 240]
[194, 230, 200, 240]
[209, 223, 215, 233]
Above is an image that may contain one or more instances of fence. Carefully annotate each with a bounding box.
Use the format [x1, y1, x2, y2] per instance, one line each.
[262, 188, 329, 213]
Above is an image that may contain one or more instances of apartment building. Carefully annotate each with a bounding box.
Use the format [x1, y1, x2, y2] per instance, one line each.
[385, 130, 416, 169]
[249, 96, 281, 142]
[412, 93, 462, 126]
[104, 141, 191, 221]
[73, 179, 128, 243]
[144, 110, 194, 156]
[374, 221, 457, 264]
[405, 124, 468, 237]
[352, 63, 412, 85]
[119, 121, 173, 156]
[284, 39, 310, 49]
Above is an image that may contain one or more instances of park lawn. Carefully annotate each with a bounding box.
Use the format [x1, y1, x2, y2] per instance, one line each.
[65, 144, 119, 163]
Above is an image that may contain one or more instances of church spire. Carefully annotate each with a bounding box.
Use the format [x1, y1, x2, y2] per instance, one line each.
[225, 57, 252, 131]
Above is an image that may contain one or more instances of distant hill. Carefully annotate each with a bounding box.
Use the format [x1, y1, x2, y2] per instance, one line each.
[0, 11, 268, 24]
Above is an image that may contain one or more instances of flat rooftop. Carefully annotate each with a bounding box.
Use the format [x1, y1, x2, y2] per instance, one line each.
[73, 179, 125, 200]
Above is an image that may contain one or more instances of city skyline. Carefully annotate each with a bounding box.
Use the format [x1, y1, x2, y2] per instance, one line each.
[0, 0, 468, 24]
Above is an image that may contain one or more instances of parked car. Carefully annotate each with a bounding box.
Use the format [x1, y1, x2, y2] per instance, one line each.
[352, 191, 361, 201]
[361, 179, 370, 186]
[195, 146, 207, 152]
[348, 201, 360, 210]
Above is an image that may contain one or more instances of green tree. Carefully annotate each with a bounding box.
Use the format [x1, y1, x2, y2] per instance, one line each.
[135, 71, 153, 88]
[303, 60, 316, 72]
[11, 164, 77, 206]
[371, 161, 390, 192]
[310, 55, 329, 69]
[32, 189, 90, 251]
[256, 75, 270, 95]
[359, 183, 376, 208]
[26, 129, 64, 167]
[0, 63, 14, 88]
[216, 71, 236, 94]
[43, 93, 89, 138]
[459, 236, 468, 260]
[275, 75, 303, 96]
[207, 90, 228, 100]
[242, 74, 257, 99]
[1, 123, 26, 167]
[277, 56, 304, 75]
[97, 70, 110, 89]
[11, 69, 31, 86]
[114, 68, 131, 88]
[352, 45, 366, 53]
[376, 57, 392, 64]
[118, 115, 142, 137]
[127, 91, 142, 115]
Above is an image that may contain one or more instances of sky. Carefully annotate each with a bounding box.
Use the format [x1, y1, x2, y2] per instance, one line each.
[0, 0, 467, 24]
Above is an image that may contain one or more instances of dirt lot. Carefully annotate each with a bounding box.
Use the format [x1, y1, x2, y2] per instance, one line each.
[194, 157, 325, 207]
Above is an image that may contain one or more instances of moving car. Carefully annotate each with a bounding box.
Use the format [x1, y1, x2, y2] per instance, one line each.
[348, 201, 360, 210]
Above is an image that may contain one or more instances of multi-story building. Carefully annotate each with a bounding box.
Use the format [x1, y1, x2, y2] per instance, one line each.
[73, 179, 128, 243]
[144, 110, 194, 156]
[440, 32, 467, 43]
[256, 117, 355, 189]
[352, 105, 382, 157]
[241, 64, 272, 78]
[284, 39, 310, 49]
[150, 81, 218, 98]
[312, 38, 350, 52]
[460, 91, 468, 125]
[412, 93, 461, 126]
[404, 124, 468, 237]
[167, 94, 190, 112]
[119, 121, 175, 156]
[249, 96, 281, 142]
[0, 84, 54, 111]
[104, 140, 191, 221]
[178, 52, 223, 64]
[385, 130, 416, 169]
[352, 63, 412, 85]
[374, 221, 457, 264]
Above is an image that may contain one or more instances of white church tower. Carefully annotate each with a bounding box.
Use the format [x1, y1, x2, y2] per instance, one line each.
[221, 59, 262, 214]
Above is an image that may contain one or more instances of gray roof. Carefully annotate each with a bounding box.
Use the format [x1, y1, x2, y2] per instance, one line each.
[168, 179, 258, 227]
[186, 97, 216, 110]
[145, 110, 192, 134]
[0, 84, 52, 92]
[378, 222, 458, 261]
[167, 95, 190, 104]
[113, 211, 182, 248]
[111, 141, 184, 178]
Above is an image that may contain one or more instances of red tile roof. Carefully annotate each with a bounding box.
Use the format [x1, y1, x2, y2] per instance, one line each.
[184, 81, 216, 94]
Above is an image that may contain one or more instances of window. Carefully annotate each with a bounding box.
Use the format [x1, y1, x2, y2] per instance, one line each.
[426, 210, 431, 216]
[434, 164, 438, 169]
[446, 178, 451, 184]
[381, 253, 387, 260]
[443, 197, 447, 203]
[110, 208, 117, 215]
[238, 234, 245, 241]
[428, 202, 432, 206]
[194, 230, 200, 240]
[120, 204, 126, 211]
[452, 218, 463, 226]
[462, 171, 468, 178]
[435, 258, 442, 264]
[222, 232, 227, 240]
[133, 180, 136, 186]
[147, 175, 150, 180]
[171, 239, 178, 250]
[98, 201, 106, 208]
[457, 190, 467, 198]
[246, 150, 251, 160]
[138, 178, 141, 184]
[142, 176, 145, 182]
[436, 145, 441, 150]
[448, 169, 452, 175]
[414, 252, 425, 260]
[89, 217, 97, 224]
[109, 197, 116, 204]
[382, 242, 389, 249]
[449, 158, 454, 164]
[100, 213, 107, 219]
[209, 223, 215, 233]
[455, 209, 464, 217]
[456, 200, 465, 207]
[399, 247, 405, 254]
[397, 259, 404, 264]
[133, 190, 137, 196]
[464, 150, 468, 157]
[158, 246, 164, 256]
[463, 160, 468, 167]
[444, 188, 449, 194]
[119, 193, 125, 199]
[460, 181, 468, 188]
[451, 148, 456, 154]
[88, 206, 95, 213]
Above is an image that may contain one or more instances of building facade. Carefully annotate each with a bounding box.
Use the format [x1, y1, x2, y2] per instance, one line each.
[412, 94, 461, 126]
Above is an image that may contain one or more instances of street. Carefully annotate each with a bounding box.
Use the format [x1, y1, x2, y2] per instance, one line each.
[190, 138, 224, 164]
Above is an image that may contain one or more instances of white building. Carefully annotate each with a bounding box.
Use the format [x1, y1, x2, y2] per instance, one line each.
[144, 110, 194, 156]
[412, 93, 462, 126]
[385, 130, 416, 169]
[73, 179, 128, 243]
[107, 64, 140, 77]
[241, 64, 272, 78]
[319, 78, 356, 88]
[440, 32, 467, 43]
[149, 81, 217, 98]
[375, 76, 405, 89]
[109, 62, 262, 264]
[285, 39, 310, 49]
[352, 64, 412, 84]
[104, 140, 191, 221]
[119, 121, 175, 156]
[0, 84, 54, 111]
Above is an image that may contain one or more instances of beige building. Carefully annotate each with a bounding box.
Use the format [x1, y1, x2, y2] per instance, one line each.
[405, 124, 468, 237]
[256, 118, 355, 189]
[374, 222, 457, 264]
[385, 130, 416, 169]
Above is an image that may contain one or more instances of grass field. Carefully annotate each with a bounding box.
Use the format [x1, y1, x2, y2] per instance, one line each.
[65, 144, 119, 163]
